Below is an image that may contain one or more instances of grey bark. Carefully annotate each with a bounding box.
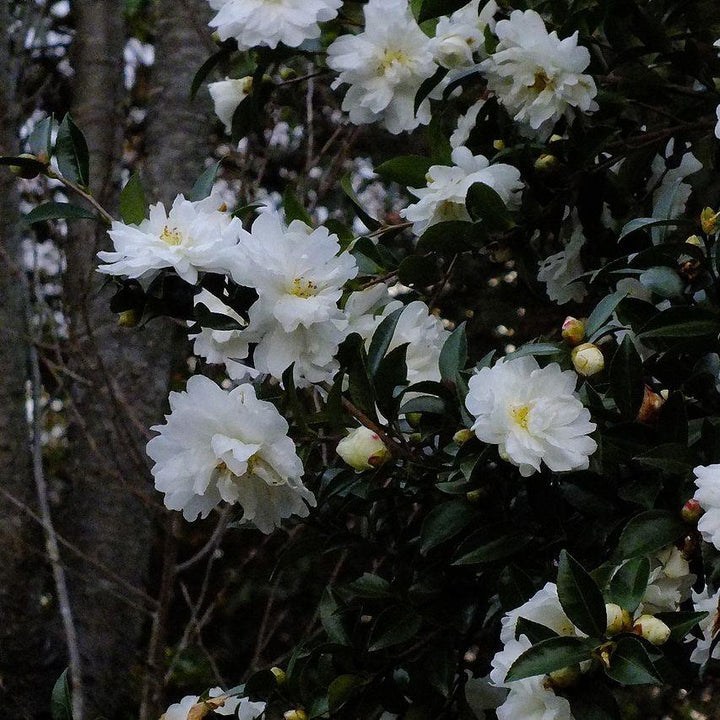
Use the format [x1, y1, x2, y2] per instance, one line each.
[60, 0, 212, 715]
[0, 3, 57, 716]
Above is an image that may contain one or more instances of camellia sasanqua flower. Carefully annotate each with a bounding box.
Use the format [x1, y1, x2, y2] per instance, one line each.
[480, 9, 597, 137]
[450, 98, 485, 148]
[642, 545, 695, 614]
[327, 0, 438, 134]
[97, 191, 242, 286]
[162, 688, 265, 720]
[465, 356, 597, 476]
[689, 587, 720, 665]
[537, 225, 587, 305]
[208, 77, 252, 134]
[432, 0, 498, 70]
[402, 145, 523, 236]
[693, 464, 720, 550]
[230, 210, 357, 386]
[208, 0, 342, 51]
[147, 376, 315, 532]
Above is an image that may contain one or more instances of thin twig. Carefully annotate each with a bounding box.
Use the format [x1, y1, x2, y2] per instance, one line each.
[46, 167, 114, 225]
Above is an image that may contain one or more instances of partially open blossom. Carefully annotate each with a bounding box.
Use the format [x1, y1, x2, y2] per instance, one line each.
[209, 77, 253, 133]
[561, 317, 585, 346]
[432, 0, 497, 69]
[571, 342, 604, 377]
[327, 0, 437, 134]
[605, 603, 632, 636]
[336, 426, 391, 472]
[147, 376, 315, 532]
[537, 226, 587, 305]
[689, 587, 720, 665]
[701, 207, 720, 235]
[208, 0, 342, 51]
[693, 464, 720, 551]
[636, 386, 665, 424]
[480, 9, 597, 137]
[633, 614, 671, 645]
[466, 356, 597, 477]
[162, 688, 265, 720]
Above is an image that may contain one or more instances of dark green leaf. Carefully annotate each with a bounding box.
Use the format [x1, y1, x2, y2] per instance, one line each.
[453, 534, 532, 565]
[25, 202, 98, 225]
[328, 674, 370, 713]
[654, 611, 708, 642]
[341, 174, 381, 230]
[607, 557, 650, 613]
[609, 336, 644, 420]
[639, 307, 720, 339]
[51, 669, 73, 720]
[375, 343, 409, 418]
[419, 0, 469, 22]
[618, 217, 687, 242]
[283, 186, 313, 225]
[615, 510, 686, 560]
[55, 114, 90, 186]
[0, 154, 47, 178]
[585, 290, 626, 337]
[398, 254, 441, 287]
[414, 66, 449, 113]
[416, 220, 485, 253]
[375, 155, 433, 188]
[367, 307, 404, 377]
[515, 617, 560, 644]
[465, 182, 514, 232]
[346, 573, 393, 599]
[505, 636, 595, 682]
[28, 116, 54, 157]
[319, 588, 351, 645]
[119, 174, 148, 225]
[604, 636, 662, 686]
[190, 161, 221, 201]
[557, 550, 607, 638]
[190, 48, 232, 100]
[439, 322, 467, 384]
[369, 607, 422, 651]
[244, 668, 278, 699]
[420, 500, 476, 554]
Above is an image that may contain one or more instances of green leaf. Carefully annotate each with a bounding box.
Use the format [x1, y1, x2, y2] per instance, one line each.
[283, 186, 313, 226]
[244, 668, 278, 699]
[328, 674, 370, 714]
[639, 307, 720, 339]
[51, 669, 73, 720]
[585, 290, 626, 337]
[618, 217, 688, 242]
[367, 307, 404, 377]
[0, 154, 47, 178]
[319, 588, 351, 646]
[568, 685, 621, 720]
[515, 617, 560, 644]
[452, 534, 533, 565]
[505, 636, 595, 682]
[346, 573, 393, 599]
[375, 343, 409, 418]
[654, 611, 708, 642]
[25, 202, 98, 225]
[369, 606, 422, 651]
[119, 174, 148, 225]
[190, 47, 232, 100]
[420, 500, 476, 554]
[609, 336, 644, 420]
[439, 322, 467, 384]
[190, 161, 221, 201]
[557, 550, 607, 638]
[416, 220, 485, 253]
[465, 182, 514, 232]
[604, 636, 662, 686]
[398, 254, 441, 287]
[375, 155, 433, 188]
[607, 557, 650, 613]
[341, 174, 381, 231]
[419, 0, 469, 22]
[615, 510, 686, 560]
[28, 116, 54, 157]
[55, 114, 90, 186]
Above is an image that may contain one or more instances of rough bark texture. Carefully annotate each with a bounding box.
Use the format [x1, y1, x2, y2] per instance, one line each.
[0, 4, 57, 716]
[60, 0, 212, 715]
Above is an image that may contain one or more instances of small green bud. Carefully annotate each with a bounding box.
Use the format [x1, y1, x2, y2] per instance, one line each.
[118, 310, 140, 328]
[453, 428, 474, 446]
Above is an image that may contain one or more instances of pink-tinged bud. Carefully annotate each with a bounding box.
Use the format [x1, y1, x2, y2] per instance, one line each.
[701, 207, 720, 235]
[534, 153, 559, 172]
[571, 343, 605, 377]
[545, 665, 581, 689]
[336, 427, 390, 472]
[636, 386, 665, 424]
[605, 603, 632, 636]
[453, 428, 474, 446]
[284, 711, 307, 720]
[633, 615, 670, 645]
[562, 317, 586, 346]
[682, 498, 704, 524]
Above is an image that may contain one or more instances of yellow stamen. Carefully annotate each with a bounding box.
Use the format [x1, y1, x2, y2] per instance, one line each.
[290, 277, 318, 298]
[160, 226, 183, 246]
[511, 405, 531, 430]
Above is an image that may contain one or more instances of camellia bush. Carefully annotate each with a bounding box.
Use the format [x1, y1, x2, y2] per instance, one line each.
[11, 0, 720, 718]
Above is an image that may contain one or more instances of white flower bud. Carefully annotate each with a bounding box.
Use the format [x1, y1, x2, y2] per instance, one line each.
[605, 603, 632, 636]
[284, 711, 308, 720]
[453, 428, 474, 446]
[271, 667, 287, 685]
[336, 427, 391, 472]
[571, 342, 604, 377]
[561, 316, 585, 346]
[632, 614, 671, 645]
[208, 77, 253, 134]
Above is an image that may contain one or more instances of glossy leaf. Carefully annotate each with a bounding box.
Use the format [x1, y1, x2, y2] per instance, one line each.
[369, 606, 422, 651]
[420, 500, 476, 554]
[615, 510, 686, 560]
[557, 550, 607, 638]
[439, 322, 467, 384]
[505, 636, 595, 682]
[604, 636, 662, 686]
[55, 114, 90, 186]
[190, 161, 221, 201]
[375, 155, 433, 188]
[609, 336, 644, 420]
[51, 669, 73, 720]
[25, 202, 98, 225]
[119, 173, 148, 225]
[607, 557, 650, 613]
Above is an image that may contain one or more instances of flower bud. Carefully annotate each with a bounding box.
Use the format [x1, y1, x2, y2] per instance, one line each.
[549, 134, 564, 143]
[466, 488, 486, 504]
[406, 412, 422, 428]
[605, 603, 632, 636]
[571, 343, 605, 377]
[454, 428, 474, 446]
[534, 153, 559, 172]
[636, 386, 665, 424]
[632, 615, 670, 645]
[284, 711, 308, 720]
[336, 426, 390, 472]
[681, 498, 703, 524]
[118, 310, 140, 328]
[561, 316, 586, 346]
[545, 665, 581, 689]
[271, 667, 287, 685]
[701, 207, 720, 235]
[686, 234, 703, 248]
[493, 139, 505, 151]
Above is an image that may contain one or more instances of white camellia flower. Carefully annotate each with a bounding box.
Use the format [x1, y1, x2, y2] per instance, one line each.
[466, 356, 597, 477]
[147, 376, 315, 532]
[344, 284, 393, 339]
[694, 464, 720, 550]
[162, 688, 265, 720]
[537, 226, 587, 305]
[97, 192, 241, 286]
[231, 210, 357, 386]
[480, 9, 597, 136]
[208, 0, 342, 51]
[403, 145, 523, 235]
[190, 289, 257, 381]
[433, 0, 497, 70]
[209, 77, 253, 133]
[642, 545, 695, 614]
[327, 0, 438, 134]
[715, 104, 720, 140]
[689, 587, 720, 665]
[450, 98, 485, 148]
